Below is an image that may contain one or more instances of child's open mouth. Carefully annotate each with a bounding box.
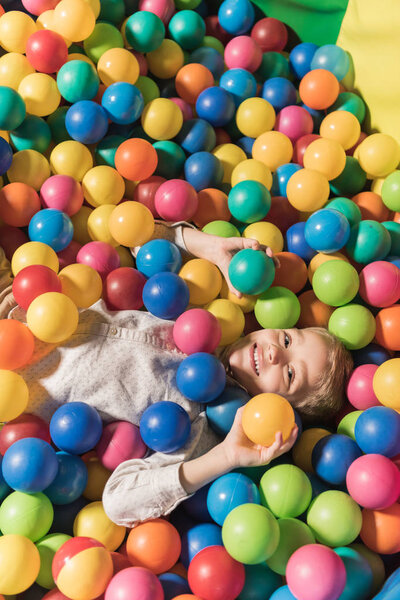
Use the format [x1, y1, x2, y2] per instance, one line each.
[250, 343, 260, 376]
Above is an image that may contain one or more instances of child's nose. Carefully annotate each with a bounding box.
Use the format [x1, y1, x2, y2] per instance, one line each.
[267, 344, 281, 365]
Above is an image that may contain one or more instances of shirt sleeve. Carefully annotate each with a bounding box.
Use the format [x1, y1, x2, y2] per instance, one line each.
[131, 221, 197, 261]
[0, 247, 17, 319]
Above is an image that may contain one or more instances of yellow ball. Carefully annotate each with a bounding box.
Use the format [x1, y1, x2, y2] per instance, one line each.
[36, 9, 56, 32]
[373, 358, 400, 410]
[146, 39, 184, 79]
[71, 205, 93, 245]
[0, 370, 29, 422]
[0, 130, 9, 143]
[141, 98, 183, 141]
[55, 543, 113, 600]
[242, 393, 295, 447]
[206, 298, 244, 345]
[0, 53, 35, 90]
[87, 204, 119, 246]
[11, 241, 59, 276]
[303, 137, 346, 181]
[286, 168, 330, 212]
[108, 201, 154, 247]
[307, 252, 348, 283]
[219, 278, 256, 313]
[73, 501, 126, 551]
[50, 141, 93, 181]
[319, 110, 361, 150]
[82, 452, 111, 501]
[18, 73, 61, 117]
[236, 98, 276, 138]
[357, 133, 400, 178]
[97, 48, 139, 86]
[179, 258, 222, 305]
[243, 221, 284, 253]
[212, 144, 247, 184]
[0, 12, 37, 53]
[0, 535, 40, 596]
[231, 159, 272, 190]
[59, 263, 103, 308]
[66, 52, 95, 66]
[252, 131, 293, 172]
[85, 0, 100, 19]
[371, 177, 385, 195]
[292, 428, 330, 473]
[7, 150, 50, 191]
[27, 292, 79, 343]
[116, 245, 135, 267]
[53, 0, 96, 42]
[82, 166, 125, 207]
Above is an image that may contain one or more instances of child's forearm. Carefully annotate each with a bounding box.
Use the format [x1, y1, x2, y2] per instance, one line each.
[179, 442, 235, 494]
[182, 227, 221, 262]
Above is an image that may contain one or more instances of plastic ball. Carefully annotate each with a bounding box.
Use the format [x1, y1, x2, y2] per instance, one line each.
[360, 504, 400, 555]
[154, 179, 198, 221]
[53, 0, 95, 42]
[76, 240, 119, 280]
[286, 222, 316, 263]
[2, 438, 58, 493]
[375, 304, 400, 351]
[181, 523, 221, 568]
[236, 97, 275, 139]
[333, 547, 373, 600]
[143, 272, 189, 319]
[266, 519, 315, 577]
[219, 68, 256, 108]
[140, 400, 191, 453]
[58, 263, 102, 308]
[146, 39, 184, 79]
[352, 191, 389, 222]
[0, 413, 50, 456]
[261, 77, 297, 112]
[35, 533, 71, 590]
[184, 151, 222, 192]
[179, 258, 222, 305]
[206, 386, 249, 437]
[274, 106, 313, 145]
[57, 60, 99, 103]
[346, 453, 400, 511]
[346, 220, 391, 264]
[202, 220, 240, 237]
[306, 490, 362, 547]
[224, 35, 262, 72]
[103, 266, 146, 310]
[96, 421, 146, 471]
[108, 201, 154, 248]
[207, 473, 260, 527]
[347, 364, 379, 410]
[303, 138, 346, 181]
[159, 573, 191, 599]
[45, 451, 88, 505]
[65, 101, 108, 144]
[82, 452, 111, 501]
[0, 181, 40, 227]
[0, 136, 12, 175]
[286, 168, 330, 212]
[125, 519, 181, 574]
[337, 410, 362, 440]
[7, 148, 50, 191]
[289, 42, 318, 79]
[373, 357, 400, 409]
[359, 260, 400, 307]
[26, 30, 67, 74]
[125, 11, 165, 53]
[299, 68, 340, 110]
[0, 52, 35, 92]
[251, 17, 288, 52]
[11, 241, 59, 276]
[194, 87, 235, 128]
[0, 534, 40, 595]
[312, 260, 359, 306]
[304, 208, 350, 253]
[382, 169, 400, 211]
[357, 133, 400, 178]
[228, 249, 275, 295]
[18, 72, 60, 117]
[50, 401, 103, 455]
[97, 47, 139, 87]
[260, 464, 311, 520]
[213, 143, 247, 182]
[311, 44, 349, 79]
[136, 239, 182, 279]
[0, 86, 25, 130]
[231, 159, 272, 191]
[114, 138, 157, 181]
[173, 309, 221, 355]
[101, 82, 143, 126]
[354, 405, 400, 457]
[40, 175, 83, 216]
[27, 291, 79, 343]
[218, 0, 254, 35]
[176, 353, 226, 403]
[242, 393, 294, 447]
[168, 10, 205, 50]
[0, 11, 37, 53]
[326, 196, 362, 228]
[206, 298, 245, 345]
[188, 545, 245, 600]
[73, 501, 125, 551]
[50, 140, 94, 182]
[142, 98, 183, 140]
[0, 370, 28, 423]
[105, 566, 164, 600]
[328, 304, 376, 350]
[28, 209, 73, 252]
[254, 286, 301, 329]
[320, 110, 361, 150]
[228, 180, 271, 223]
[311, 433, 362, 485]
[0, 317, 35, 370]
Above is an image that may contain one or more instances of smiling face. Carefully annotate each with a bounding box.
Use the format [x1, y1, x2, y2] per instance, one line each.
[225, 328, 330, 403]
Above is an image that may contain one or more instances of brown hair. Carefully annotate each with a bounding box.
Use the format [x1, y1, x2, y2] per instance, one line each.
[291, 327, 354, 424]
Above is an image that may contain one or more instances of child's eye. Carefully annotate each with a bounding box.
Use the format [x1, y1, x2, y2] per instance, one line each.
[284, 333, 290, 348]
[288, 366, 293, 385]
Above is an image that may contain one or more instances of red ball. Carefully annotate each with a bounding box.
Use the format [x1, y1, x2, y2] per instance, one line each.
[26, 30, 68, 74]
[0, 225, 29, 261]
[293, 134, 320, 167]
[251, 17, 288, 52]
[57, 240, 82, 269]
[265, 196, 299, 234]
[12, 264, 62, 310]
[188, 546, 245, 600]
[96, 421, 147, 471]
[133, 176, 165, 218]
[0, 319, 35, 370]
[110, 551, 132, 574]
[173, 308, 221, 354]
[0, 413, 51, 455]
[103, 267, 146, 310]
[205, 15, 231, 45]
[42, 590, 71, 600]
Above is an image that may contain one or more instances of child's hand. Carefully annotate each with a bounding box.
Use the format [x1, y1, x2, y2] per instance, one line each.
[221, 406, 298, 469]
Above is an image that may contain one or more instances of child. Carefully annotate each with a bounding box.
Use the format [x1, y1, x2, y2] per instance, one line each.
[0, 222, 353, 527]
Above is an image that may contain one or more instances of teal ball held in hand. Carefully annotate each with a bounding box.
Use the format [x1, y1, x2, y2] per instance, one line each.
[229, 249, 275, 295]
[228, 180, 271, 223]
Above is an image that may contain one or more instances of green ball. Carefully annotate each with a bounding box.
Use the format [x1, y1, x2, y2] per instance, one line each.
[326, 197, 362, 228]
[222, 503, 280, 564]
[382, 220, 400, 256]
[47, 107, 71, 144]
[153, 141, 186, 178]
[255, 286, 300, 329]
[202, 220, 240, 237]
[312, 260, 359, 307]
[266, 518, 315, 575]
[57, 61, 100, 104]
[135, 75, 160, 105]
[169, 10, 206, 50]
[237, 563, 281, 600]
[0, 86, 26, 130]
[346, 220, 391, 264]
[68, 43, 86, 55]
[259, 465, 312, 518]
[229, 249, 275, 295]
[174, 0, 202, 12]
[330, 92, 366, 123]
[381, 169, 400, 211]
[307, 490, 362, 547]
[98, 0, 125, 25]
[36, 533, 71, 589]
[0, 491, 53, 542]
[83, 23, 124, 63]
[329, 303, 376, 350]
[125, 11, 165, 53]
[256, 52, 290, 81]
[228, 181, 271, 224]
[330, 156, 367, 197]
[337, 410, 362, 440]
[95, 134, 126, 168]
[10, 115, 51, 153]
[202, 35, 225, 55]
[334, 546, 373, 600]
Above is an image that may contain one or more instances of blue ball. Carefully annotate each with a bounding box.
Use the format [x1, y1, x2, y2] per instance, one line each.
[304, 208, 351, 253]
[261, 77, 297, 112]
[2, 438, 58, 493]
[354, 406, 400, 457]
[270, 585, 297, 600]
[51, 496, 88, 536]
[140, 401, 191, 453]
[386, 255, 400, 269]
[218, 0, 254, 35]
[196, 87, 236, 127]
[176, 353, 226, 403]
[189, 47, 225, 79]
[184, 151, 223, 191]
[206, 385, 250, 436]
[28, 208, 74, 252]
[311, 45, 350, 81]
[180, 522, 222, 568]
[311, 434, 362, 485]
[101, 82, 144, 125]
[50, 402, 103, 455]
[289, 42, 318, 79]
[175, 118, 216, 154]
[293, 408, 303, 440]
[237, 135, 255, 157]
[351, 342, 392, 368]
[143, 272, 189, 319]
[334, 547, 373, 600]
[286, 222, 317, 262]
[158, 573, 191, 600]
[182, 482, 213, 522]
[136, 239, 182, 278]
[65, 101, 108, 144]
[207, 473, 260, 526]
[44, 452, 88, 505]
[220, 68, 257, 107]
[0, 136, 13, 175]
[271, 163, 302, 197]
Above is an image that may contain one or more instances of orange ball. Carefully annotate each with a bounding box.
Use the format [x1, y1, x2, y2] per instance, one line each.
[126, 518, 181, 574]
[172, 596, 202, 600]
[0, 319, 35, 370]
[272, 252, 307, 294]
[242, 393, 295, 447]
[297, 290, 334, 328]
[360, 504, 400, 554]
[175, 63, 214, 105]
[114, 138, 158, 181]
[299, 69, 340, 110]
[352, 191, 390, 222]
[375, 305, 400, 351]
[193, 188, 230, 228]
[0, 183, 40, 227]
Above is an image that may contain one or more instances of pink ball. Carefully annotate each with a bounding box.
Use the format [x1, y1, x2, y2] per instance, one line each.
[21, 0, 58, 15]
[105, 567, 164, 600]
[133, 176, 165, 218]
[173, 308, 221, 354]
[274, 105, 314, 143]
[57, 240, 82, 269]
[286, 544, 346, 600]
[346, 364, 380, 410]
[359, 261, 400, 307]
[40, 175, 84, 216]
[346, 453, 400, 510]
[138, 0, 175, 24]
[96, 421, 147, 471]
[77, 241, 120, 280]
[224, 36, 262, 72]
[154, 179, 198, 221]
[170, 97, 193, 121]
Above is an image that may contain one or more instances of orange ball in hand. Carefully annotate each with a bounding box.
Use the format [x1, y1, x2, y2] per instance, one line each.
[242, 393, 295, 447]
